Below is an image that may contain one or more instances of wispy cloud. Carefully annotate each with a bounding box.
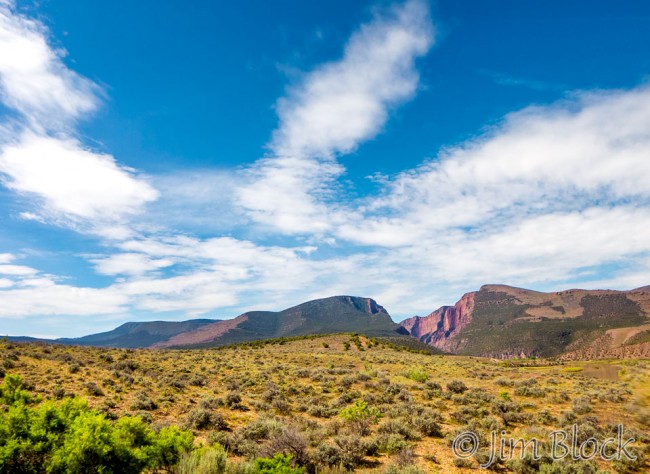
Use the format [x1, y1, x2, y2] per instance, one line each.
[339, 86, 650, 246]
[0, 0, 99, 129]
[238, 0, 434, 234]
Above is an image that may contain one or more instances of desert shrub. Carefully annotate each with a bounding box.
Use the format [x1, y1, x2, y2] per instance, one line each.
[219, 432, 258, 457]
[185, 408, 227, 431]
[112, 360, 138, 372]
[262, 383, 281, 403]
[396, 389, 413, 403]
[414, 410, 443, 437]
[334, 435, 367, 470]
[572, 396, 592, 415]
[52, 385, 66, 400]
[315, 443, 343, 467]
[491, 399, 523, 426]
[537, 409, 557, 425]
[611, 447, 646, 474]
[240, 418, 285, 442]
[189, 375, 207, 387]
[537, 458, 601, 473]
[339, 376, 355, 389]
[375, 434, 410, 455]
[383, 464, 425, 474]
[99, 353, 114, 363]
[177, 445, 227, 474]
[308, 402, 337, 418]
[558, 410, 577, 426]
[262, 426, 310, 466]
[514, 385, 546, 398]
[131, 391, 157, 411]
[84, 381, 104, 397]
[447, 380, 468, 394]
[295, 368, 310, 378]
[199, 396, 220, 410]
[377, 419, 417, 441]
[226, 391, 247, 410]
[272, 398, 292, 415]
[0, 373, 33, 405]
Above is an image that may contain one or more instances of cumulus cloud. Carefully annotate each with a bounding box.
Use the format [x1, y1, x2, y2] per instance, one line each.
[0, 133, 158, 222]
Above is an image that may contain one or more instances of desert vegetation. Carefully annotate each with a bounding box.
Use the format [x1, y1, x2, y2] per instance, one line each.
[1, 335, 649, 472]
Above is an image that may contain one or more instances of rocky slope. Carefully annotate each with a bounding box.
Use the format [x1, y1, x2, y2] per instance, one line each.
[400, 284, 650, 358]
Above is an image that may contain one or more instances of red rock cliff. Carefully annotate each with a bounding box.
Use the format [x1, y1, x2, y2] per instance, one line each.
[400, 291, 476, 352]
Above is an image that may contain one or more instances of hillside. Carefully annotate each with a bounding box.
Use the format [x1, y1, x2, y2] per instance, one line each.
[56, 319, 219, 348]
[2, 336, 647, 472]
[156, 296, 403, 348]
[400, 284, 650, 358]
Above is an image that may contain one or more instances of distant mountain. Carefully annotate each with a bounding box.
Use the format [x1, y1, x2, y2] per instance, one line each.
[155, 296, 403, 348]
[400, 284, 650, 358]
[8, 296, 404, 349]
[56, 319, 219, 348]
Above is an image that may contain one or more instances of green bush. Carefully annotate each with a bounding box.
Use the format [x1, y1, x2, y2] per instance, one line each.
[339, 400, 382, 435]
[253, 453, 304, 473]
[0, 373, 33, 405]
[0, 374, 194, 473]
[405, 368, 428, 383]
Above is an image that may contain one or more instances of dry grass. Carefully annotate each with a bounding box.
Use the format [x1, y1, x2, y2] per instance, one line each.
[1, 335, 649, 473]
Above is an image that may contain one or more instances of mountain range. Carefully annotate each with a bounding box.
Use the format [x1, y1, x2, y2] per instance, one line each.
[400, 284, 650, 359]
[10, 296, 405, 349]
[7, 285, 650, 359]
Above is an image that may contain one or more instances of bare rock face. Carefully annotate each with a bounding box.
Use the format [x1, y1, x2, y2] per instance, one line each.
[400, 291, 476, 352]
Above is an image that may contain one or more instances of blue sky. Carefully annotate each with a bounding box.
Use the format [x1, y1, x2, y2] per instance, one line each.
[1, 0, 650, 337]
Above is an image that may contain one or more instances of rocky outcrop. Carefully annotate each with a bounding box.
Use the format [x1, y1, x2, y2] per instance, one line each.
[400, 284, 650, 358]
[400, 291, 476, 352]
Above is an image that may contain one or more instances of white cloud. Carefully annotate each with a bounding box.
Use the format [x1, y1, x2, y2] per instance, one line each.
[0, 1, 99, 128]
[271, 0, 432, 159]
[239, 0, 434, 234]
[0, 263, 37, 275]
[0, 133, 158, 222]
[91, 253, 175, 276]
[0, 279, 128, 318]
[0, 1, 158, 231]
[341, 87, 650, 247]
